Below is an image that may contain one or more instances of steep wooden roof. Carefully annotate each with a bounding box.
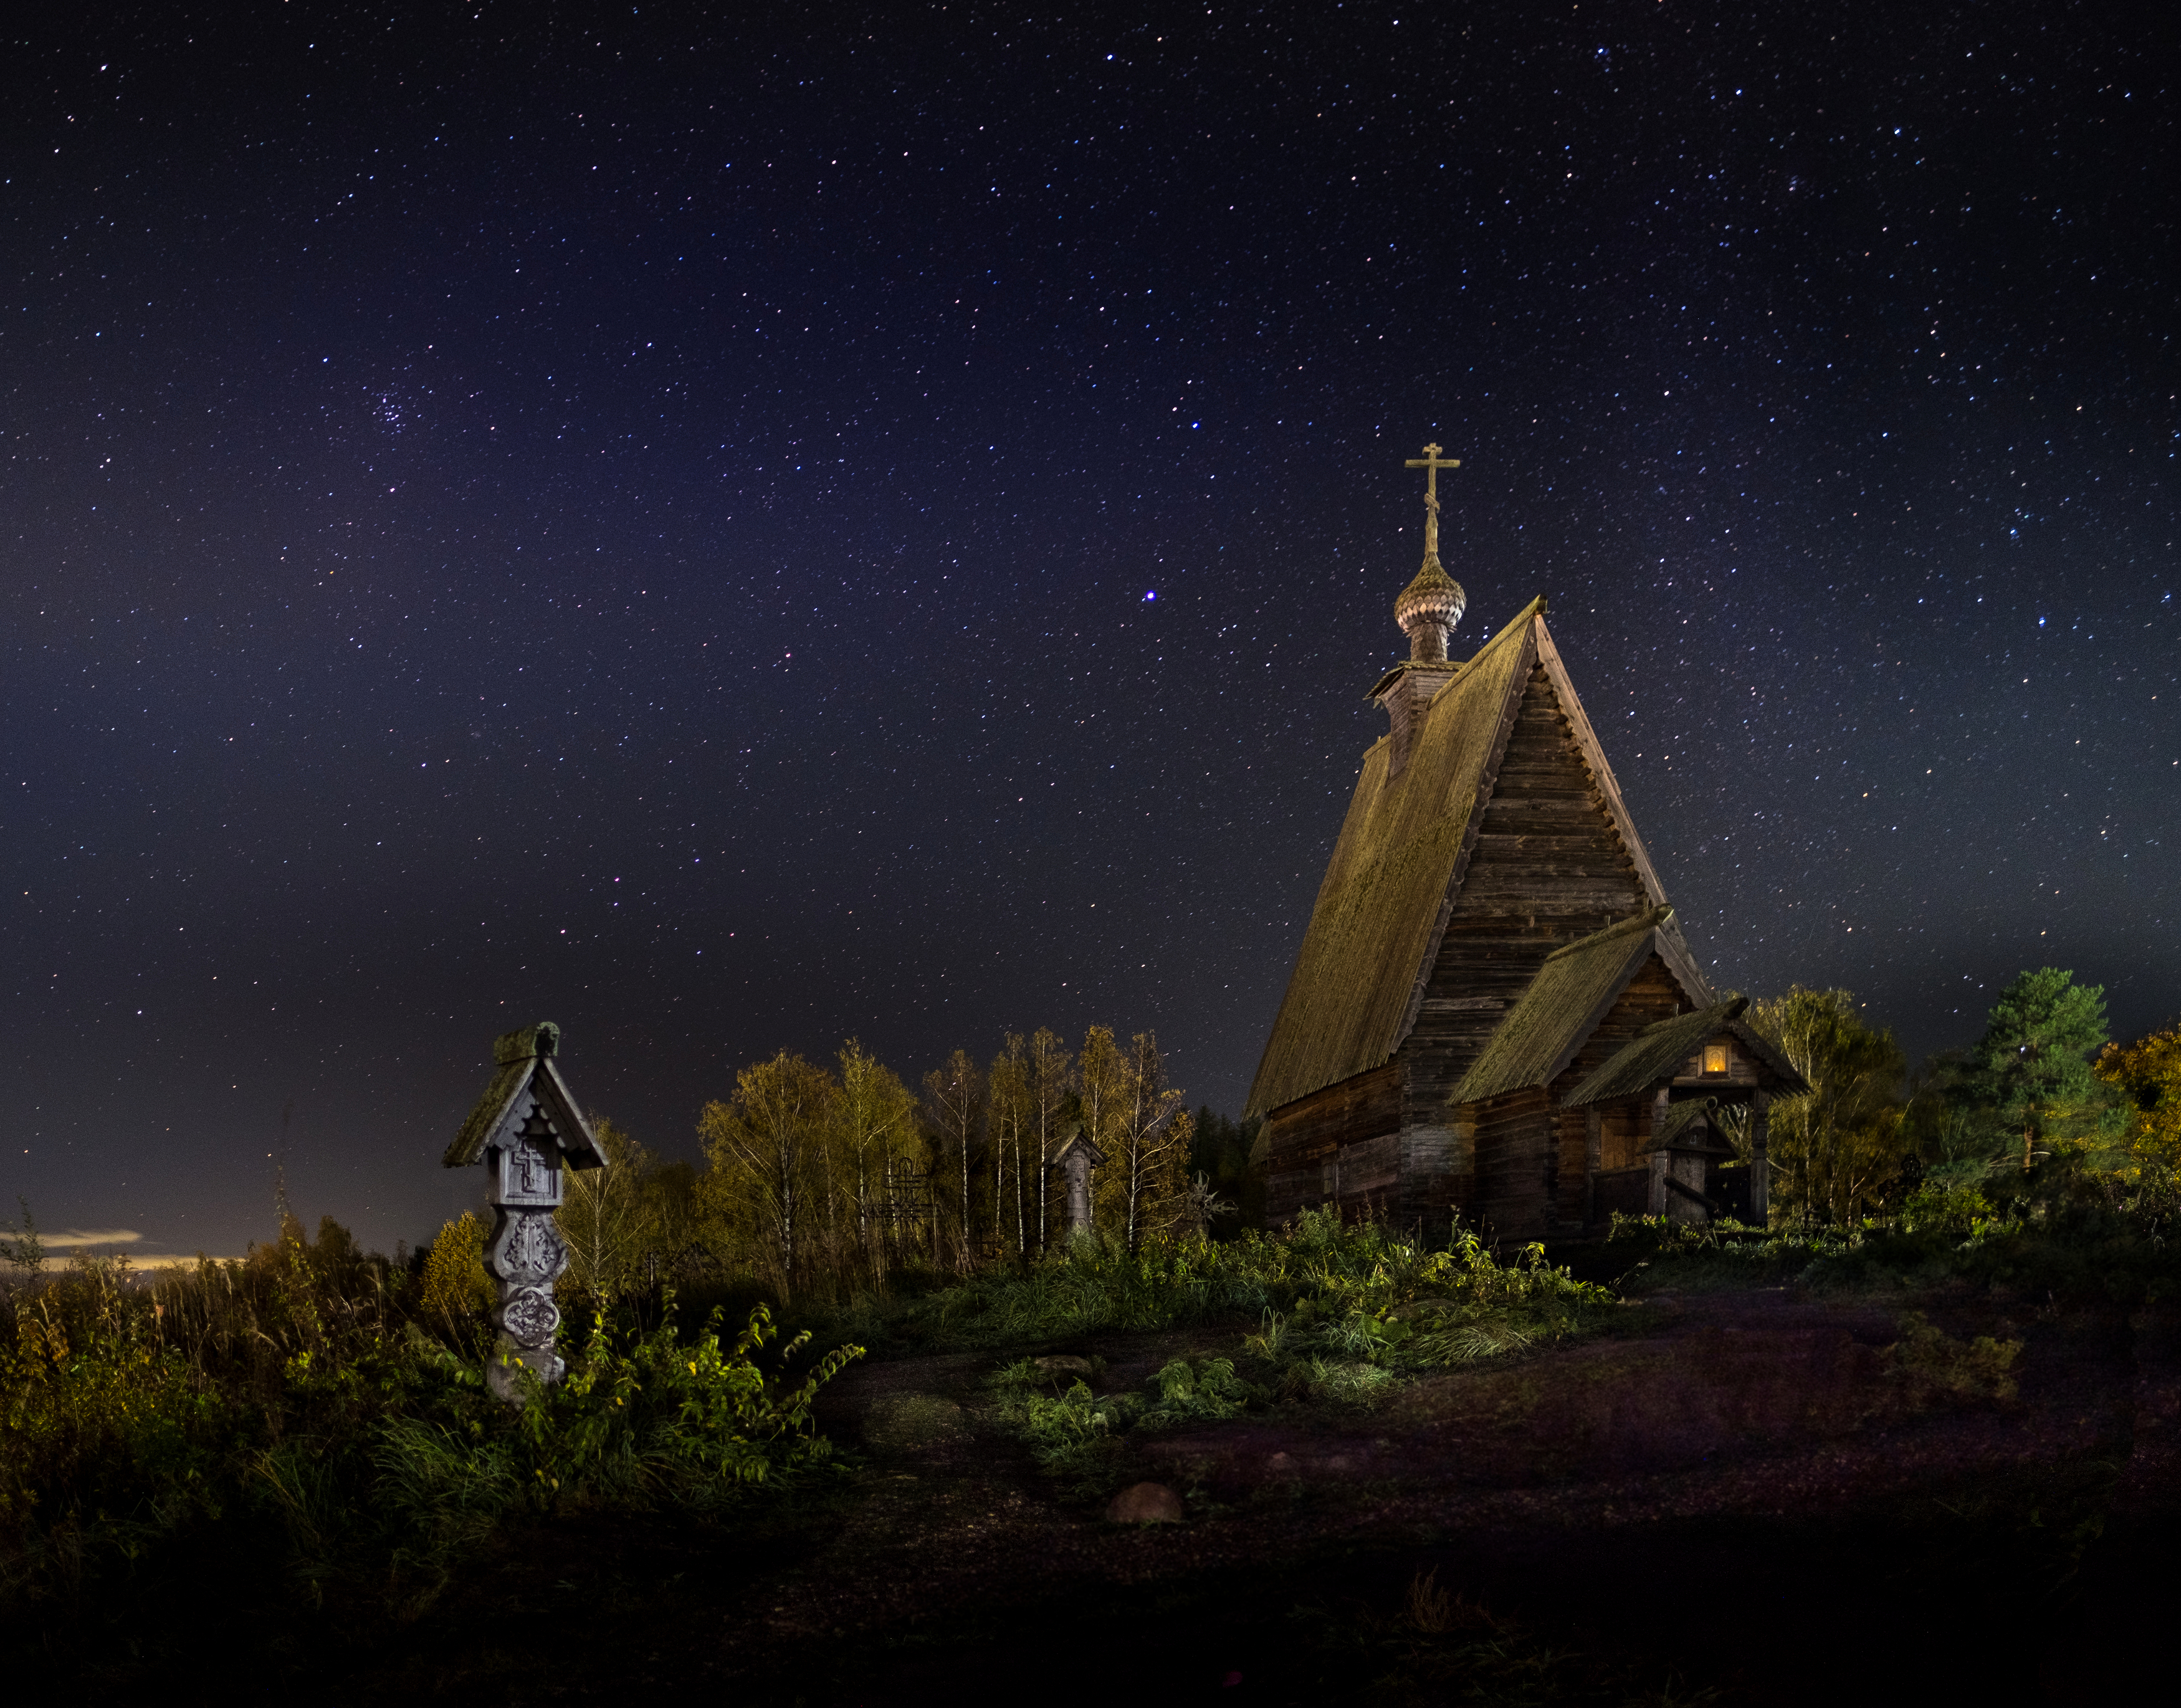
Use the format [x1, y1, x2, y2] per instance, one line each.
[443, 1020, 608, 1169]
[1448, 907, 1706, 1105]
[1246, 599, 1694, 1118]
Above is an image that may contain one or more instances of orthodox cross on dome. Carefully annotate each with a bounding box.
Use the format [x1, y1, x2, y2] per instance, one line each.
[1389, 442, 1466, 669]
[1403, 442, 1461, 564]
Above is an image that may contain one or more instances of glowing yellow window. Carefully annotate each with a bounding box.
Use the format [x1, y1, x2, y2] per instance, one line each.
[1702, 1042, 1730, 1076]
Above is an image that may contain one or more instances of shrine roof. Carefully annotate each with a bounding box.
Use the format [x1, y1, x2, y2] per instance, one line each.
[1563, 999, 1806, 1107]
[443, 1020, 608, 1169]
[1653, 1096, 1727, 1150]
[1448, 906, 1692, 1105]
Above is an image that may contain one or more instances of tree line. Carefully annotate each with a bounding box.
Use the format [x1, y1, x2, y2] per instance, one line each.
[416, 966, 2180, 1306]
[1725, 966, 2181, 1229]
[517, 1025, 1212, 1306]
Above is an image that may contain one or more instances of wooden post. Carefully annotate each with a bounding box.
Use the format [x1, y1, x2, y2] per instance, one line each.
[1583, 1109, 1602, 1228]
[1648, 1090, 1669, 1217]
[1749, 1092, 1771, 1226]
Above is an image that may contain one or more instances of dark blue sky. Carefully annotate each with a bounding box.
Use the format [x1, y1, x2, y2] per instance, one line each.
[5, 1, 2174, 1259]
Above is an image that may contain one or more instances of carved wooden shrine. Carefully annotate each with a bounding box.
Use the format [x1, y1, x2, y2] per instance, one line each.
[1049, 1128, 1107, 1239]
[444, 1021, 608, 1403]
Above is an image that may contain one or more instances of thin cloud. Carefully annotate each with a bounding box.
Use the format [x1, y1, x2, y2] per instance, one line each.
[39, 1228, 143, 1248]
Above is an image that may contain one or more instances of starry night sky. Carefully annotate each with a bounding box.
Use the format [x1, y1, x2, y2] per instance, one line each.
[5, 2, 2175, 1259]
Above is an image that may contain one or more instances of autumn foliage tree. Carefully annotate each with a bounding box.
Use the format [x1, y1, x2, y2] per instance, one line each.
[1100, 1031, 1191, 1251]
[689, 1022, 1196, 1295]
[1747, 987, 1907, 1228]
[2096, 1024, 2181, 1174]
[699, 1050, 834, 1300]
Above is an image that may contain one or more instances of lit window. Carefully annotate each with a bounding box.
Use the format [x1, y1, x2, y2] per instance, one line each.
[1702, 1042, 1730, 1075]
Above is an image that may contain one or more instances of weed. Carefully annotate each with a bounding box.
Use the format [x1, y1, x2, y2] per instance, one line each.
[0, 1229, 859, 1625]
[1880, 1312, 2022, 1407]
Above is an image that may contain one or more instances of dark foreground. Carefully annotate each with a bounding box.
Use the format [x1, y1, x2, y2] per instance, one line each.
[21, 1280, 2179, 1705]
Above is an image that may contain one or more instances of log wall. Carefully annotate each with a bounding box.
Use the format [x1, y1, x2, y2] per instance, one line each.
[1260, 1064, 1401, 1223]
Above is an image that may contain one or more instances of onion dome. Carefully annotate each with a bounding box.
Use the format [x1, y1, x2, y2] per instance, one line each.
[1395, 554, 1466, 664]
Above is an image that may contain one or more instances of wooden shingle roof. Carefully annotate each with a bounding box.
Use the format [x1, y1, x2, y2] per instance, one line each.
[1246, 599, 1691, 1119]
[442, 1020, 608, 1170]
[1562, 1000, 1806, 1107]
[1448, 906, 1699, 1104]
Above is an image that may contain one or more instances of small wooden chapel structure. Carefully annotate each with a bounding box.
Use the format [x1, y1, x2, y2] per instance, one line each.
[1245, 447, 1805, 1241]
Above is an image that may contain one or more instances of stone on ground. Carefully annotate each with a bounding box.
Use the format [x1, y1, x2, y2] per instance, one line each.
[864, 1393, 971, 1453]
[1106, 1482, 1185, 1524]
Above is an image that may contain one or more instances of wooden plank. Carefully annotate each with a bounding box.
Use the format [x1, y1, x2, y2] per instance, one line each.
[1530, 616, 1671, 910]
[1386, 628, 1539, 1053]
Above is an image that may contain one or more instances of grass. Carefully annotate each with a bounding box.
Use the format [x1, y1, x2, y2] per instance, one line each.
[905, 1208, 1616, 1352]
[944, 1211, 1620, 1490]
[1597, 1155, 2181, 1304]
[0, 1214, 861, 1633]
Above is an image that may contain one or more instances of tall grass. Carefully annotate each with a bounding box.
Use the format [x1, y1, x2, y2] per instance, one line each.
[913, 1208, 1615, 1357]
[0, 1215, 860, 1621]
[1605, 1156, 2181, 1302]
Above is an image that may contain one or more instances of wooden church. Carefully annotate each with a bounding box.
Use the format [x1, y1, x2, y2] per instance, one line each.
[1245, 447, 1804, 1241]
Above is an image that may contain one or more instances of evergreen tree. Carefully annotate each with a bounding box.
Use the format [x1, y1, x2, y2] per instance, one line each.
[1965, 968, 2110, 1173]
[1190, 1108, 1264, 1232]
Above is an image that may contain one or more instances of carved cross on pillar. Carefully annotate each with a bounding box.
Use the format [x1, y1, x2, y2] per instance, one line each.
[1749, 1091, 1772, 1226]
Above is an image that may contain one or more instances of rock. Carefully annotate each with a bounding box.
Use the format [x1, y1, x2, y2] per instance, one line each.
[1267, 1451, 1295, 1473]
[864, 1393, 971, 1453]
[1106, 1481, 1185, 1525]
[1035, 1355, 1095, 1376]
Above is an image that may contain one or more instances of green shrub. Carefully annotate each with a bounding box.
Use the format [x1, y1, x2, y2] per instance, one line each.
[1879, 1312, 2021, 1408]
[1, 1227, 859, 1621]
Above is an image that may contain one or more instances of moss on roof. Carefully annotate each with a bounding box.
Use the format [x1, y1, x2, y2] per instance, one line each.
[1446, 907, 1677, 1105]
[1246, 601, 1546, 1119]
[1563, 999, 1806, 1107]
[444, 1021, 608, 1170]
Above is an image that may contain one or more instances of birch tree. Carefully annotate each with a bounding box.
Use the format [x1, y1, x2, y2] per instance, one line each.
[989, 1036, 1032, 1261]
[922, 1048, 986, 1270]
[833, 1038, 920, 1288]
[1749, 988, 1906, 1228]
[556, 1115, 653, 1297]
[698, 1051, 834, 1300]
[1028, 1026, 1073, 1253]
[1103, 1031, 1190, 1251]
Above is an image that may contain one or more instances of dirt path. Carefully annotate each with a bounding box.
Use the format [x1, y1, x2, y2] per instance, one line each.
[651, 1284, 2173, 1704]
